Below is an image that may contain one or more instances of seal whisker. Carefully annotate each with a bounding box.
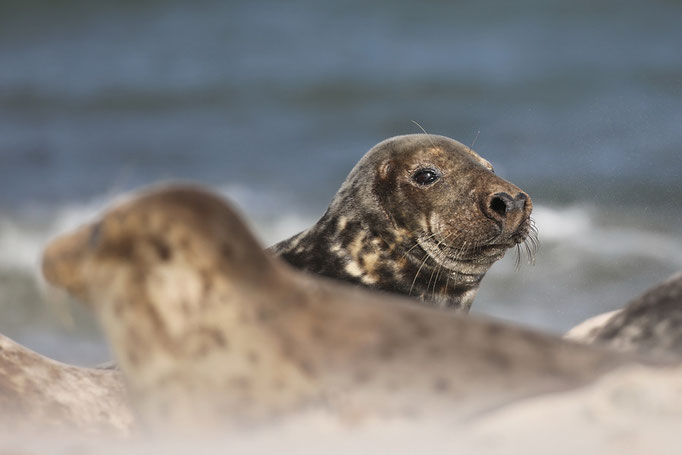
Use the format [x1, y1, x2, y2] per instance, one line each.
[442, 238, 471, 298]
[443, 241, 464, 298]
[430, 233, 455, 301]
[524, 241, 533, 265]
[402, 231, 439, 260]
[472, 234, 487, 256]
[523, 218, 539, 266]
[524, 238, 536, 266]
[426, 233, 453, 296]
[439, 233, 463, 288]
[467, 130, 481, 154]
[411, 120, 438, 151]
[428, 259, 444, 302]
[530, 221, 540, 247]
[431, 256, 447, 299]
[409, 251, 432, 296]
[447, 236, 472, 264]
[425, 257, 440, 298]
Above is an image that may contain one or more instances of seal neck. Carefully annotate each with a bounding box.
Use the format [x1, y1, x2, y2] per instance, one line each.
[270, 210, 483, 311]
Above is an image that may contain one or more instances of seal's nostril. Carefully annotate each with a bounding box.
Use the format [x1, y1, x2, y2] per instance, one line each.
[489, 196, 508, 218]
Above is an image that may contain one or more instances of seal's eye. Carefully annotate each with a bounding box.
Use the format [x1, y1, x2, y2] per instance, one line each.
[412, 168, 440, 186]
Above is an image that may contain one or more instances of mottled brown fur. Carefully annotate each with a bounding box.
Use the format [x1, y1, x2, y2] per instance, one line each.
[42, 185, 629, 431]
[271, 134, 535, 311]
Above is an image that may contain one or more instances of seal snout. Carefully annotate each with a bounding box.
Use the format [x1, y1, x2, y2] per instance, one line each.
[42, 225, 93, 301]
[482, 191, 532, 235]
[487, 192, 528, 218]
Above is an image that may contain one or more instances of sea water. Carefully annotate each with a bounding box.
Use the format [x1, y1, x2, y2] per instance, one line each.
[1, 0, 680, 364]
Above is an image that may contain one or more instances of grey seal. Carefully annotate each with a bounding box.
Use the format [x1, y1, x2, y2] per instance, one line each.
[0, 333, 133, 434]
[271, 134, 536, 311]
[569, 272, 682, 359]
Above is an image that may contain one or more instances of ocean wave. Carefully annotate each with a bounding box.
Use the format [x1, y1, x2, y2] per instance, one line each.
[532, 205, 682, 268]
[0, 197, 108, 273]
[0, 185, 315, 275]
[1, 190, 679, 277]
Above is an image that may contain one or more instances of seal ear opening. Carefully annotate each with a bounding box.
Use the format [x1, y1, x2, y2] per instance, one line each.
[378, 160, 392, 180]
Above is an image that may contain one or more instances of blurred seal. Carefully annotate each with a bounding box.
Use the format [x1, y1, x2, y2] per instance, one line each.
[567, 271, 682, 359]
[43, 185, 622, 431]
[271, 134, 536, 311]
[0, 333, 132, 434]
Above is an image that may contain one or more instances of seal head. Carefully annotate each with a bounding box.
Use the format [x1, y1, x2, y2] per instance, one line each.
[271, 134, 535, 311]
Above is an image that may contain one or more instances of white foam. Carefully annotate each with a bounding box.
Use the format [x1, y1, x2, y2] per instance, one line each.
[0, 185, 316, 274]
[533, 205, 682, 267]
[0, 197, 110, 273]
[1, 196, 680, 277]
[532, 205, 593, 241]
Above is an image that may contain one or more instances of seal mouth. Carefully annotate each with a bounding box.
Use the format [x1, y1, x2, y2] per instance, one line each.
[442, 244, 508, 265]
[415, 236, 504, 273]
[419, 216, 538, 271]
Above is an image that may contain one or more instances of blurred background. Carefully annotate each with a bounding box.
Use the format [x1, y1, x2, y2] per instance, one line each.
[1, 0, 681, 365]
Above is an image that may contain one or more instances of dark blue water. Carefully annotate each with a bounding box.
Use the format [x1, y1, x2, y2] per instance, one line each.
[1, 0, 681, 363]
[2, 0, 681, 206]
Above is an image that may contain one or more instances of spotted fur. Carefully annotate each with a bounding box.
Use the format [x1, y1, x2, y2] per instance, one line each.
[271, 134, 535, 311]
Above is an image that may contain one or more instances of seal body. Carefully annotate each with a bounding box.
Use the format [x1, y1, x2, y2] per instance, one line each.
[565, 310, 621, 342]
[271, 134, 535, 311]
[0, 333, 133, 434]
[572, 272, 682, 359]
[42, 186, 623, 431]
